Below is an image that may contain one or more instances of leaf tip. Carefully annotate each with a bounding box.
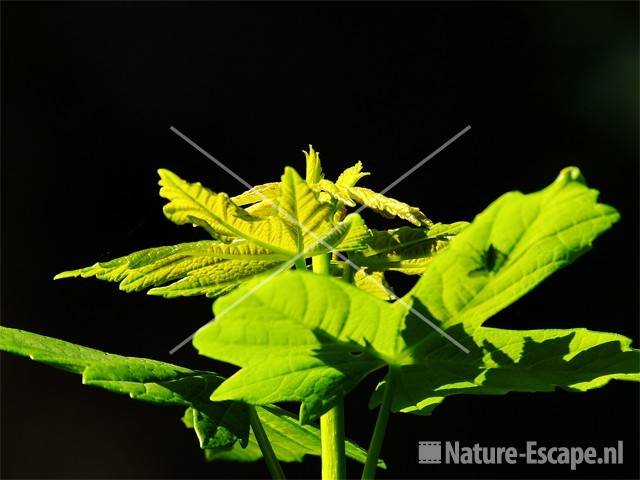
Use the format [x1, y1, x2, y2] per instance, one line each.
[53, 270, 77, 280]
[157, 168, 182, 188]
[209, 389, 230, 403]
[303, 146, 323, 183]
[555, 166, 585, 186]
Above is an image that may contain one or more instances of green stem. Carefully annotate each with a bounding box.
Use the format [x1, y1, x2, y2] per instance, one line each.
[342, 259, 355, 283]
[248, 406, 286, 480]
[294, 257, 307, 270]
[361, 368, 398, 480]
[320, 401, 347, 480]
[312, 253, 331, 275]
[312, 253, 346, 480]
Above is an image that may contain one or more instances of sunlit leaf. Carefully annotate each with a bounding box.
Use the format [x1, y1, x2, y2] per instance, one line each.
[336, 161, 370, 188]
[159, 168, 370, 257]
[315, 179, 356, 207]
[345, 186, 431, 226]
[147, 260, 283, 298]
[231, 182, 281, 206]
[353, 269, 396, 300]
[0, 326, 379, 465]
[55, 240, 287, 297]
[304, 145, 324, 184]
[189, 405, 382, 467]
[352, 222, 468, 274]
[194, 167, 638, 424]
[0, 326, 249, 449]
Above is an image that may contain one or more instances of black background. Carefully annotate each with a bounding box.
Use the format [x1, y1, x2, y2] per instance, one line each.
[1, 2, 638, 479]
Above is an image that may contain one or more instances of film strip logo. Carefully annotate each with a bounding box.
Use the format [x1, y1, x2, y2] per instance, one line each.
[419, 441, 442, 464]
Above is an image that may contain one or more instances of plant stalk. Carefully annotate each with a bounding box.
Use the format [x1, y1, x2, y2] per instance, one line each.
[320, 400, 347, 480]
[361, 368, 398, 480]
[311, 253, 331, 275]
[342, 259, 355, 283]
[312, 253, 347, 480]
[294, 257, 307, 270]
[248, 406, 286, 480]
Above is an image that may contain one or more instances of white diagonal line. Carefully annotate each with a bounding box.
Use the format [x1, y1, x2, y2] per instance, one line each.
[168, 127, 470, 354]
[169, 231, 335, 354]
[170, 126, 254, 190]
[168, 256, 300, 354]
[363, 125, 470, 202]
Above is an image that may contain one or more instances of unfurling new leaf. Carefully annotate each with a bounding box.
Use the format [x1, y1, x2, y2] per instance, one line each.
[55, 148, 443, 301]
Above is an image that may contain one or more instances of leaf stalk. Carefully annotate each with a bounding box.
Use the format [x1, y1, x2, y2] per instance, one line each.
[312, 253, 331, 275]
[248, 406, 286, 480]
[361, 368, 398, 480]
[342, 259, 355, 283]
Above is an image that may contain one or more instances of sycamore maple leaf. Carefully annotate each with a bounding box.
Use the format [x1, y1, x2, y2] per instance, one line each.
[193, 167, 639, 423]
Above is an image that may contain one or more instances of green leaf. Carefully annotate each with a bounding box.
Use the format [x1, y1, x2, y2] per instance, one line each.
[278, 167, 355, 254]
[315, 179, 356, 207]
[313, 173, 432, 227]
[158, 168, 290, 247]
[304, 145, 324, 184]
[191, 404, 383, 467]
[231, 182, 281, 206]
[159, 168, 370, 257]
[55, 240, 286, 298]
[335, 161, 370, 188]
[406, 166, 620, 332]
[230, 182, 281, 218]
[352, 222, 468, 274]
[0, 326, 249, 449]
[193, 167, 638, 422]
[345, 186, 432, 226]
[194, 270, 398, 422]
[371, 327, 640, 414]
[353, 269, 396, 300]
[57, 168, 371, 298]
[146, 260, 283, 298]
[0, 326, 378, 464]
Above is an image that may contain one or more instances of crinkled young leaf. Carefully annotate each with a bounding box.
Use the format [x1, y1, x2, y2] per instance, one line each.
[353, 269, 396, 300]
[244, 200, 277, 217]
[315, 179, 356, 207]
[0, 326, 249, 449]
[277, 167, 358, 253]
[352, 222, 468, 274]
[194, 167, 638, 423]
[55, 240, 287, 298]
[158, 168, 295, 250]
[159, 168, 370, 257]
[57, 167, 372, 298]
[231, 182, 281, 206]
[312, 178, 432, 227]
[304, 145, 324, 184]
[345, 186, 432, 226]
[146, 260, 283, 298]
[239, 154, 432, 227]
[335, 161, 370, 188]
